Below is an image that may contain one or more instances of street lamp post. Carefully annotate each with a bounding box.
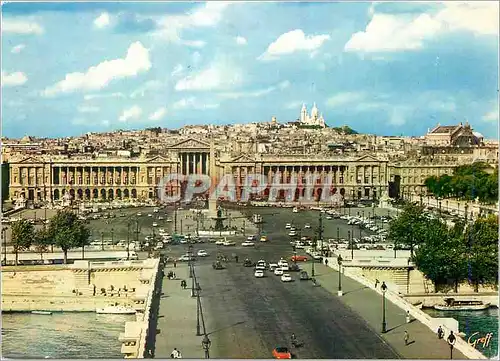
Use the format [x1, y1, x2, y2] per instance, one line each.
[126, 221, 131, 260]
[337, 255, 343, 296]
[311, 237, 317, 277]
[2, 227, 7, 265]
[348, 230, 353, 259]
[381, 281, 387, 333]
[100, 231, 104, 251]
[202, 334, 211, 359]
[111, 228, 114, 245]
[196, 281, 202, 336]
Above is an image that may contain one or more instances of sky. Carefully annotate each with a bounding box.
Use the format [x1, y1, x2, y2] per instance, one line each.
[1, 1, 499, 139]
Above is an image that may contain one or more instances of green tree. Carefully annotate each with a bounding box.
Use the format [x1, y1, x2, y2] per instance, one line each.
[34, 227, 52, 261]
[11, 219, 35, 266]
[465, 215, 499, 292]
[48, 210, 89, 264]
[414, 219, 467, 292]
[74, 222, 91, 260]
[388, 204, 428, 258]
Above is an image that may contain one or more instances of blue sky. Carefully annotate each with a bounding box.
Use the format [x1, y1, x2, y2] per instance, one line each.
[1, 1, 499, 139]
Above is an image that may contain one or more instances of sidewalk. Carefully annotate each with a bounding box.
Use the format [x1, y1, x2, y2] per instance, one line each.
[304, 262, 467, 359]
[154, 263, 205, 359]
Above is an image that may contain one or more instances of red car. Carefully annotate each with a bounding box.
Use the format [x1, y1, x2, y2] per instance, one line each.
[272, 347, 292, 359]
[291, 255, 308, 262]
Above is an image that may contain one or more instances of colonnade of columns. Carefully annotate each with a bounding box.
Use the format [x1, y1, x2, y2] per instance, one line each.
[53, 166, 140, 187]
[179, 152, 209, 175]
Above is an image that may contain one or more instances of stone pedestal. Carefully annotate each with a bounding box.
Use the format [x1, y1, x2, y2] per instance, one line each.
[208, 198, 217, 216]
[337, 290, 343, 297]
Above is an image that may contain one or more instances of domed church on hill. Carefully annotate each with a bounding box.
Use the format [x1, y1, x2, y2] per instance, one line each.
[300, 103, 326, 128]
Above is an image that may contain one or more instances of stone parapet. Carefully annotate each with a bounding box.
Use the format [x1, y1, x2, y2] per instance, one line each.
[325, 255, 489, 360]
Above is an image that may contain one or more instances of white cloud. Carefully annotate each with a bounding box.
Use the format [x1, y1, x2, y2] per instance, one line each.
[172, 97, 219, 110]
[181, 40, 206, 48]
[154, 3, 232, 43]
[43, 42, 151, 96]
[236, 36, 247, 45]
[259, 29, 330, 61]
[175, 59, 242, 91]
[482, 104, 499, 123]
[171, 64, 184, 77]
[119, 105, 143, 122]
[191, 51, 202, 65]
[77, 105, 100, 113]
[11, 44, 26, 54]
[84, 92, 125, 100]
[149, 107, 167, 121]
[94, 12, 110, 28]
[1, 18, 44, 34]
[219, 80, 290, 100]
[130, 80, 162, 98]
[388, 107, 408, 126]
[1, 70, 28, 87]
[285, 101, 303, 110]
[326, 92, 365, 108]
[345, 2, 499, 53]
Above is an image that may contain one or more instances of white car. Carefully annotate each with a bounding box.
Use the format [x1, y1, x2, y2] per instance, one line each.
[254, 270, 265, 278]
[274, 268, 284, 276]
[281, 264, 289, 271]
[304, 223, 311, 229]
[223, 241, 236, 246]
[241, 241, 255, 247]
[281, 273, 292, 282]
[269, 263, 278, 270]
[247, 235, 256, 241]
[197, 250, 208, 257]
[278, 259, 288, 267]
[285, 223, 292, 229]
[288, 231, 297, 236]
[215, 240, 225, 245]
[178, 255, 192, 262]
[256, 261, 266, 270]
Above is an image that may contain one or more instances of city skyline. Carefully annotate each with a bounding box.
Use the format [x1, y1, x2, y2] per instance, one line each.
[1, 1, 499, 139]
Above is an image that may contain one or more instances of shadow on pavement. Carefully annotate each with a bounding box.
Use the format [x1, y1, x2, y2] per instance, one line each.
[386, 323, 407, 333]
[342, 286, 369, 295]
[207, 320, 246, 336]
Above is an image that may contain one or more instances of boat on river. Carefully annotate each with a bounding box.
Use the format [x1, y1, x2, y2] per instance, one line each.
[96, 304, 136, 314]
[434, 298, 491, 311]
[31, 311, 52, 315]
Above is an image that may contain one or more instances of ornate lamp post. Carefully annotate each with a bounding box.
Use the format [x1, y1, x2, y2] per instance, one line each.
[202, 334, 211, 359]
[100, 231, 104, 251]
[381, 281, 387, 333]
[348, 230, 353, 260]
[336, 227, 340, 242]
[311, 237, 317, 277]
[337, 255, 343, 297]
[111, 228, 114, 245]
[196, 281, 202, 336]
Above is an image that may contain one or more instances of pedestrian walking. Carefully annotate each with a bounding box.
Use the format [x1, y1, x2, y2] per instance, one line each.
[404, 331, 409, 346]
[324, 258, 329, 266]
[448, 331, 456, 359]
[173, 260, 177, 268]
[170, 348, 179, 358]
[437, 325, 444, 339]
[375, 279, 380, 288]
[406, 310, 411, 324]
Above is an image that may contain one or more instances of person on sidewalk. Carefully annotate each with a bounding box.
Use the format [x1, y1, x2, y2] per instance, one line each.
[375, 279, 380, 288]
[406, 310, 411, 324]
[437, 325, 444, 339]
[404, 331, 409, 346]
[173, 260, 177, 268]
[170, 348, 179, 358]
[324, 258, 329, 266]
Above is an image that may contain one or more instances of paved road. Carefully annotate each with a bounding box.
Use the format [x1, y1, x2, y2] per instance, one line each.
[161, 207, 400, 359]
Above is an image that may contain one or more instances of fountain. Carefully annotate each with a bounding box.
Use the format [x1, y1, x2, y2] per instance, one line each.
[211, 206, 227, 231]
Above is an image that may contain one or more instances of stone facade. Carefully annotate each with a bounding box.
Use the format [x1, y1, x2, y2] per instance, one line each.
[6, 136, 466, 204]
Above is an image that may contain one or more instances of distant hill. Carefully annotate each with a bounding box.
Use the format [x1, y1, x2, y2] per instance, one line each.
[331, 125, 358, 135]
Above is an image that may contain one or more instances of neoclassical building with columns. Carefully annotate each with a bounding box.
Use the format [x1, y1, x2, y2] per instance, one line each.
[6, 138, 462, 204]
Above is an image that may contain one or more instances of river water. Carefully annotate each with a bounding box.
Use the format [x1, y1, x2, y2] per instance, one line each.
[423, 308, 499, 359]
[1, 312, 135, 359]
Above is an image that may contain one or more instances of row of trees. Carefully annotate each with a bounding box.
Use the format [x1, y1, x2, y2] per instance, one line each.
[389, 204, 498, 292]
[424, 162, 498, 203]
[11, 210, 91, 265]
